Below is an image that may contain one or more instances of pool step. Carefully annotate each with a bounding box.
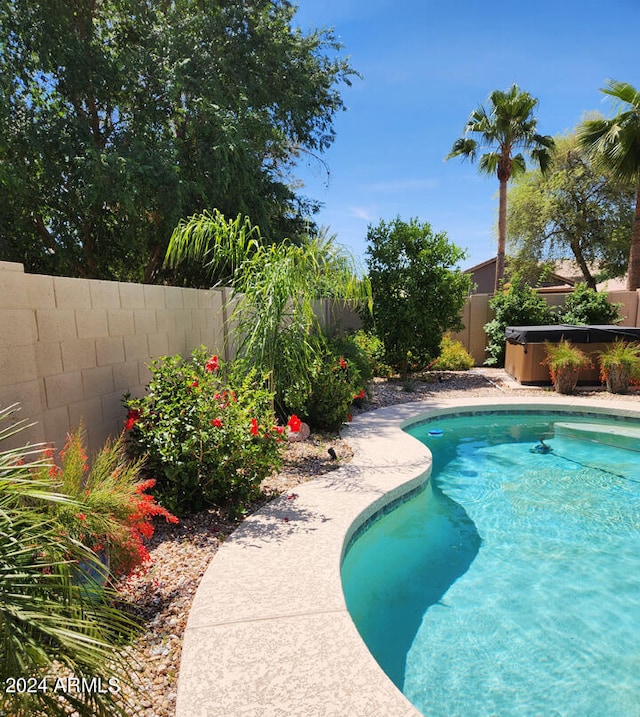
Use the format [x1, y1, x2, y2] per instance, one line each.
[555, 422, 640, 453]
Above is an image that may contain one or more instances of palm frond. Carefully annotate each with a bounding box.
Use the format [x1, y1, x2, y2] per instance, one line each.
[164, 209, 262, 285]
[446, 137, 477, 161]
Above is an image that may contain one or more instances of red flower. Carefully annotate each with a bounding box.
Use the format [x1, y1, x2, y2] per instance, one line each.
[76, 513, 86, 522]
[339, 356, 347, 370]
[358, 389, 366, 399]
[191, 380, 199, 388]
[205, 355, 219, 372]
[347, 413, 353, 422]
[125, 408, 140, 431]
[250, 417, 259, 436]
[211, 418, 223, 428]
[287, 414, 301, 433]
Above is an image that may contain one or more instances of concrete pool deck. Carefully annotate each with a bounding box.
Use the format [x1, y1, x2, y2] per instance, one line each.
[175, 396, 640, 717]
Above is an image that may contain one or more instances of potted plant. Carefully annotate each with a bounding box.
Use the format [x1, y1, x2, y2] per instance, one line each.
[543, 340, 592, 394]
[598, 340, 640, 394]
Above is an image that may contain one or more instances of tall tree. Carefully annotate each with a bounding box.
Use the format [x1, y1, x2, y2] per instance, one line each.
[507, 132, 634, 289]
[0, 0, 356, 281]
[578, 80, 640, 290]
[447, 84, 554, 292]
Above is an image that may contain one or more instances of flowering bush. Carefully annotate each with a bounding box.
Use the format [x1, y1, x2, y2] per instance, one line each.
[293, 350, 363, 432]
[33, 425, 178, 579]
[124, 348, 284, 515]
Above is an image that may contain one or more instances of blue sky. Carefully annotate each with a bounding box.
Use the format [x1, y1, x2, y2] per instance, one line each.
[291, 0, 639, 271]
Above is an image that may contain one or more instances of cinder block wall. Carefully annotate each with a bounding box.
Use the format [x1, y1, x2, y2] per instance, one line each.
[3, 260, 639, 453]
[0, 261, 229, 454]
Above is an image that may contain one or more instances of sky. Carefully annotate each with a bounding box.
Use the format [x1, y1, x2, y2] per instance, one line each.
[289, 0, 639, 271]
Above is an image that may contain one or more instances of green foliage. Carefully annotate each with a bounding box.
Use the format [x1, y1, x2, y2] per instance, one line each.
[578, 80, 640, 290]
[599, 340, 640, 375]
[432, 334, 475, 371]
[301, 353, 362, 432]
[0, 406, 141, 717]
[598, 340, 640, 392]
[556, 283, 621, 325]
[350, 330, 394, 377]
[124, 349, 283, 516]
[165, 215, 371, 421]
[327, 332, 375, 382]
[277, 335, 364, 432]
[507, 131, 633, 288]
[365, 217, 471, 379]
[0, 1, 357, 281]
[484, 274, 554, 366]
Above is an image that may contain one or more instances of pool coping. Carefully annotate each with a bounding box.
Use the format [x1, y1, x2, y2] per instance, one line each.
[175, 396, 640, 717]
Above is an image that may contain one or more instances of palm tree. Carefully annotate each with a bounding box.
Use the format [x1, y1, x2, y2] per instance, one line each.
[578, 80, 640, 290]
[447, 84, 554, 292]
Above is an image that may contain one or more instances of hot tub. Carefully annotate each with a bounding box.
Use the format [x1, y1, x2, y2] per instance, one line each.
[504, 325, 640, 385]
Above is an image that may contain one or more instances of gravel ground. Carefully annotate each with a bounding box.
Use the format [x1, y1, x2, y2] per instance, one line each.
[114, 370, 640, 716]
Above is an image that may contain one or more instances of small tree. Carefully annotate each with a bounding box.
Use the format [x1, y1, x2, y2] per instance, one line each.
[365, 217, 471, 379]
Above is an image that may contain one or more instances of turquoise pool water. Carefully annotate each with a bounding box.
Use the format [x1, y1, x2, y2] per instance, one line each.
[341, 412, 640, 717]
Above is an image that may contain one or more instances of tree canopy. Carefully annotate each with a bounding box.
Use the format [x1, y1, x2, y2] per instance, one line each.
[447, 84, 553, 292]
[365, 217, 470, 379]
[0, 0, 357, 281]
[507, 131, 634, 288]
[578, 80, 640, 290]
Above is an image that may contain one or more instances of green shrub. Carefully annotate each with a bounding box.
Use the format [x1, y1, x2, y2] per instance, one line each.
[328, 332, 375, 382]
[484, 273, 554, 366]
[432, 334, 475, 370]
[350, 329, 394, 377]
[365, 216, 471, 378]
[124, 348, 283, 516]
[304, 353, 362, 432]
[282, 345, 363, 432]
[556, 283, 621, 325]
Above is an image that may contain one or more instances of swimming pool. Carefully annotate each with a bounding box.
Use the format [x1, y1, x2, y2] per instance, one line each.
[341, 411, 640, 717]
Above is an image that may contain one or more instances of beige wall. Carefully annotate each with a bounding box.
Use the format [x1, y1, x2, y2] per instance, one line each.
[0, 261, 230, 453]
[3, 259, 640, 453]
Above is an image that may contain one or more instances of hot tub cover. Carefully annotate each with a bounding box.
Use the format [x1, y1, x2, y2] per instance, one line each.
[505, 324, 640, 345]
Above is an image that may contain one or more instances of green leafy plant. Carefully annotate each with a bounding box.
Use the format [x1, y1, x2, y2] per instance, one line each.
[327, 332, 374, 383]
[288, 351, 362, 432]
[124, 348, 284, 516]
[484, 273, 554, 366]
[598, 340, 640, 393]
[431, 334, 475, 371]
[365, 216, 471, 379]
[350, 329, 394, 377]
[33, 425, 178, 580]
[556, 283, 621, 325]
[0, 405, 141, 717]
[542, 340, 591, 393]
